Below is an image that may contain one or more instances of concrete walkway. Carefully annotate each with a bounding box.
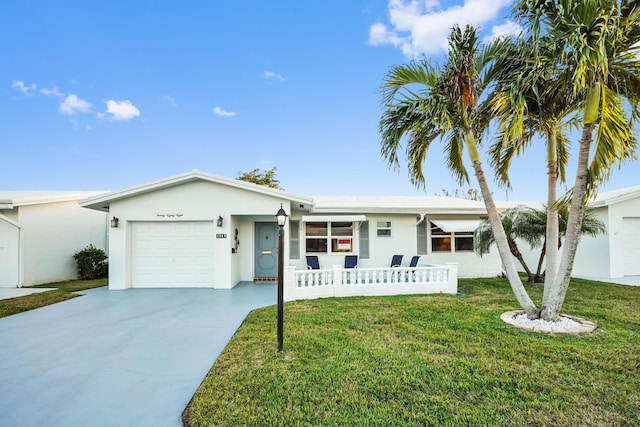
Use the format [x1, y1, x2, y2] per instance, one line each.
[0, 283, 276, 427]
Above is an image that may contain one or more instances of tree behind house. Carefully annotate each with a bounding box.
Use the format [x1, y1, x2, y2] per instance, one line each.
[236, 167, 282, 189]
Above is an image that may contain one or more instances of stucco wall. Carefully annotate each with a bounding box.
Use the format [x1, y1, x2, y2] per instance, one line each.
[107, 180, 291, 290]
[604, 197, 640, 277]
[19, 201, 108, 286]
[288, 213, 502, 278]
[570, 207, 611, 278]
[0, 217, 20, 287]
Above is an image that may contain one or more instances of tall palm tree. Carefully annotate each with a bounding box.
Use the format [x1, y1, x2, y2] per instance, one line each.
[486, 35, 577, 292]
[379, 25, 538, 317]
[512, 0, 640, 320]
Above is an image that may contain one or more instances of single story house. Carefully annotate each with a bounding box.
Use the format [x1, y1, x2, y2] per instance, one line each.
[516, 186, 640, 280]
[0, 191, 108, 287]
[80, 170, 502, 290]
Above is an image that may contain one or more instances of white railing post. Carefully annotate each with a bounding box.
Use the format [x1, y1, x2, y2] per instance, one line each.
[445, 262, 458, 294]
[284, 266, 298, 302]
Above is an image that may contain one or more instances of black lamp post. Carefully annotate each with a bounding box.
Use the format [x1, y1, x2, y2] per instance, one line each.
[276, 204, 288, 352]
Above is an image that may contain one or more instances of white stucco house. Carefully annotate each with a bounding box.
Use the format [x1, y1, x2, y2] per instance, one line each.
[575, 186, 640, 278]
[80, 170, 501, 291]
[0, 192, 108, 287]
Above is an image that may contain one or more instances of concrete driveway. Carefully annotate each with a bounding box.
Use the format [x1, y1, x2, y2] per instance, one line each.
[0, 283, 276, 427]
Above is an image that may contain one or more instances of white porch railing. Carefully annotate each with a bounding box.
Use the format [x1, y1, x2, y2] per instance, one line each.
[284, 263, 458, 302]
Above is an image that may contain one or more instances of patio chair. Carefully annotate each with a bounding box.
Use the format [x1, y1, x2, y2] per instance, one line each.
[344, 255, 358, 269]
[390, 254, 403, 267]
[409, 256, 421, 268]
[306, 255, 320, 270]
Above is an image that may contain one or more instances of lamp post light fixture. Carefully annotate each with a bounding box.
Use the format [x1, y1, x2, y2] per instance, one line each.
[275, 204, 287, 352]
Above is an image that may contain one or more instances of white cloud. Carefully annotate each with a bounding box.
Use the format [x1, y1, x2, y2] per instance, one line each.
[103, 99, 141, 121]
[485, 19, 523, 42]
[213, 106, 237, 117]
[160, 94, 178, 107]
[59, 94, 92, 115]
[40, 85, 64, 97]
[369, 0, 513, 57]
[12, 80, 37, 95]
[264, 70, 285, 81]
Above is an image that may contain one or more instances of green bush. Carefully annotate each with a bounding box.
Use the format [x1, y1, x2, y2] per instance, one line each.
[73, 244, 108, 280]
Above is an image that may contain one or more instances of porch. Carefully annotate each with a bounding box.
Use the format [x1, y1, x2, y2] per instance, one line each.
[284, 263, 458, 302]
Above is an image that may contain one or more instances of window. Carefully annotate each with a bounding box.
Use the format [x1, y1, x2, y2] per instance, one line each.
[430, 222, 474, 253]
[305, 221, 354, 253]
[376, 221, 392, 237]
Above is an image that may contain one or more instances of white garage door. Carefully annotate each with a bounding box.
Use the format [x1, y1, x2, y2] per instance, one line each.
[131, 221, 214, 288]
[623, 218, 640, 276]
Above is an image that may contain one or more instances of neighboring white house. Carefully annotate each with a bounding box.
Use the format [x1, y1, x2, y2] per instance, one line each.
[80, 170, 503, 291]
[502, 186, 640, 281]
[0, 192, 108, 288]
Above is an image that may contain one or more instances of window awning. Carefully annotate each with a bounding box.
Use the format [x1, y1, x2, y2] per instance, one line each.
[301, 215, 366, 223]
[430, 219, 482, 233]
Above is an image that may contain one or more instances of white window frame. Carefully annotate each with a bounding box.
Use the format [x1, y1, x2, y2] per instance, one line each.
[376, 220, 392, 237]
[305, 221, 355, 254]
[430, 222, 474, 253]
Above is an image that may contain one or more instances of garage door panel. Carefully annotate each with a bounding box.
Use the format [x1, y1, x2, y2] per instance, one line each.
[131, 221, 214, 288]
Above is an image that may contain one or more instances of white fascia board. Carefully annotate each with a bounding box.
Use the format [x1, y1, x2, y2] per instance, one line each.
[79, 170, 314, 212]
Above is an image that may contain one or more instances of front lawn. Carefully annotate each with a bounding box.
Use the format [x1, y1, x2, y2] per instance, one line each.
[0, 278, 107, 318]
[184, 278, 640, 426]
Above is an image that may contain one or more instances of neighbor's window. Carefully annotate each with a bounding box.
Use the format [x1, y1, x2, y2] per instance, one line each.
[305, 221, 353, 253]
[376, 221, 392, 237]
[431, 222, 474, 253]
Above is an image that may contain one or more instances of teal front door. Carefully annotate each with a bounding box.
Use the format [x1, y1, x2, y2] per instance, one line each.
[255, 222, 279, 278]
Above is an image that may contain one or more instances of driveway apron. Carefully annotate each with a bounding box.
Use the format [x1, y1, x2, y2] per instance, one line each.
[0, 282, 276, 427]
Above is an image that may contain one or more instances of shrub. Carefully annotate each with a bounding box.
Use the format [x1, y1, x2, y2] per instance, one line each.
[73, 244, 108, 280]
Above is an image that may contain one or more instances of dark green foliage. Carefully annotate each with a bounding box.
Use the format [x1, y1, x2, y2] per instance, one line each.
[236, 167, 282, 189]
[73, 244, 108, 279]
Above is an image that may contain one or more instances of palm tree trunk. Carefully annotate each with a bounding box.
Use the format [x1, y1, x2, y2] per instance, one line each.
[535, 238, 546, 282]
[541, 123, 594, 321]
[543, 132, 559, 298]
[509, 240, 534, 282]
[465, 131, 538, 317]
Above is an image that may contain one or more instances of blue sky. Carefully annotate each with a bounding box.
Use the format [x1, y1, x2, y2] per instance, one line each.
[2, 0, 638, 201]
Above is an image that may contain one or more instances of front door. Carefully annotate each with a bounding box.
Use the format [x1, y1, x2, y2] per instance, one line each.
[255, 222, 279, 278]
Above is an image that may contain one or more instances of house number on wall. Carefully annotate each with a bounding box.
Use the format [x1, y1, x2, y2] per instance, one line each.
[156, 213, 184, 218]
[216, 234, 227, 238]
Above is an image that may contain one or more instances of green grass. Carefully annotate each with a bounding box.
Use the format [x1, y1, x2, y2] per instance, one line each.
[0, 278, 107, 318]
[184, 278, 640, 426]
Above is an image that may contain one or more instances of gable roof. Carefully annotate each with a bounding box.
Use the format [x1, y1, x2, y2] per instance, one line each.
[80, 170, 314, 212]
[0, 191, 107, 209]
[589, 185, 640, 208]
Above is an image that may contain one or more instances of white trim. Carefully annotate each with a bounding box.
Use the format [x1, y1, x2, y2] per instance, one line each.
[301, 215, 366, 222]
[431, 219, 481, 233]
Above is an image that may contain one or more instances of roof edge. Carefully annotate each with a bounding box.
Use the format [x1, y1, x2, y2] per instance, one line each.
[80, 170, 314, 211]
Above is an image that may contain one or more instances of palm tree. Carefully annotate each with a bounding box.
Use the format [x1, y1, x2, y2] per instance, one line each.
[379, 25, 538, 317]
[511, 0, 640, 320]
[475, 205, 606, 283]
[485, 35, 577, 292]
[475, 206, 544, 283]
[532, 205, 606, 282]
